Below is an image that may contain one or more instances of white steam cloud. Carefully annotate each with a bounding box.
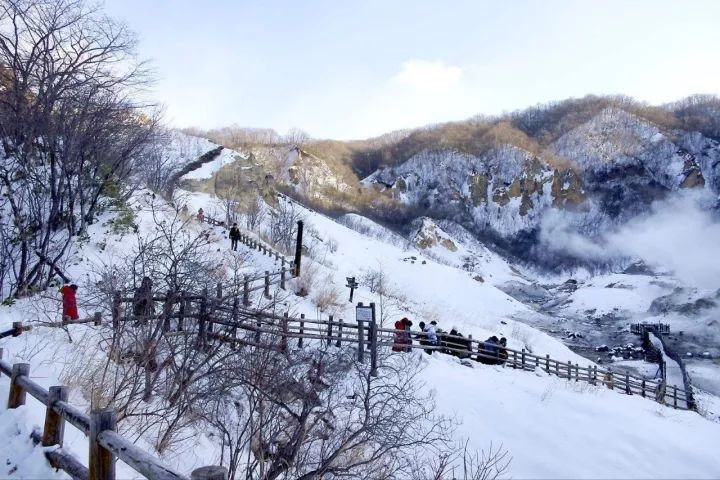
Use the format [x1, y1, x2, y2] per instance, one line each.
[540, 191, 720, 289]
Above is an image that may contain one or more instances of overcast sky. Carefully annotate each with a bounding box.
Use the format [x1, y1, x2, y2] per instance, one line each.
[104, 0, 720, 140]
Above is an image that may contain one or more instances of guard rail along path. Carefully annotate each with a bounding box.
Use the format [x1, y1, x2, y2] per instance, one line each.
[0, 330, 228, 480]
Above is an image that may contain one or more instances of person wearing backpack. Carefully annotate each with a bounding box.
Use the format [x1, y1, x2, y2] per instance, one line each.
[479, 336, 500, 364]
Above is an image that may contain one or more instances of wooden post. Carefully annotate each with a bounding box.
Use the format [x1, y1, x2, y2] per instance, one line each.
[567, 361, 572, 379]
[521, 349, 526, 369]
[545, 354, 550, 373]
[357, 317, 365, 363]
[369, 303, 378, 377]
[12, 321, 23, 337]
[243, 275, 250, 306]
[294, 220, 304, 277]
[625, 373, 631, 394]
[280, 268, 286, 290]
[298, 314, 305, 348]
[673, 385, 678, 409]
[216, 282, 223, 300]
[281, 313, 289, 353]
[89, 409, 116, 480]
[275, 252, 280, 262]
[511, 350, 517, 369]
[641, 379, 646, 397]
[42, 386, 68, 447]
[336, 319, 343, 347]
[8, 363, 30, 408]
[264, 271, 270, 299]
[112, 292, 121, 330]
[198, 289, 208, 348]
[327, 315, 333, 347]
[191, 466, 228, 480]
[575, 364, 579, 382]
[93, 312, 102, 326]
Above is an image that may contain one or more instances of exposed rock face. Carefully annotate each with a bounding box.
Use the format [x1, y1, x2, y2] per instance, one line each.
[369, 108, 720, 264]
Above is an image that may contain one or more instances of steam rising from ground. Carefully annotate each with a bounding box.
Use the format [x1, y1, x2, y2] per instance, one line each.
[540, 191, 720, 289]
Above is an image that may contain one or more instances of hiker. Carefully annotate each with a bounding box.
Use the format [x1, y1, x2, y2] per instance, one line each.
[402, 317, 413, 352]
[498, 337, 508, 364]
[197, 208, 205, 223]
[229, 223, 241, 251]
[392, 320, 405, 352]
[60, 283, 79, 321]
[417, 321, 430, 354]
[425, 321, 439, 353]
[479, 336, 500, 364]
[448, 328, 471, 359]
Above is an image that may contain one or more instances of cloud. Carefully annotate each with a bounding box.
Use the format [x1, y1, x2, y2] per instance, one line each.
[390, 60, 463, 93]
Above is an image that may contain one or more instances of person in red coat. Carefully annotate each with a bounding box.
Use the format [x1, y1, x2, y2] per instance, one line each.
[60, 284, 79, 321]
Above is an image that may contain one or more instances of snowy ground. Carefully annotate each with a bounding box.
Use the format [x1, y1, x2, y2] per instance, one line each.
[2, 181, 720, 478]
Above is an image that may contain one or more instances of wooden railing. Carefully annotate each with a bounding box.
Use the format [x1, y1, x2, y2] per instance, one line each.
[0, 350, 232, 480]
[101, 288, 691, 411]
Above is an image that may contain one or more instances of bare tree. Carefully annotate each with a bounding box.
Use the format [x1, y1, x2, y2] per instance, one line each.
[0, 0, 159, 298]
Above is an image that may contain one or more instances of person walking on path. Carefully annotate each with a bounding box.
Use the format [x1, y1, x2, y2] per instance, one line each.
[229, 223, 241, 251]
[60, 284, 79, 321]
[197, 208, 205, 223]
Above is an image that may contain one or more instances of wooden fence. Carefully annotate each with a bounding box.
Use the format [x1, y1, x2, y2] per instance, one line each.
[105, 289, 692, 411]
[631, 323, 670, 335]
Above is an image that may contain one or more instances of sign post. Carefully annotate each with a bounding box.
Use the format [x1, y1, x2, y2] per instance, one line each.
[356, 302, 373, 363]
[345, 276, 359, 303]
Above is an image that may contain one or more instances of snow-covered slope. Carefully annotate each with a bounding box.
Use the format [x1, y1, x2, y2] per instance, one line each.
[2, 181, 720, 478]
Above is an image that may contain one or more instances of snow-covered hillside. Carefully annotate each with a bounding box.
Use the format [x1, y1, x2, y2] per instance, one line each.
[2, 146, 720, 479]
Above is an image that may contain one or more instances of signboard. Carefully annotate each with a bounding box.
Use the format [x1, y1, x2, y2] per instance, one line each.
[356, 305, 373, 323]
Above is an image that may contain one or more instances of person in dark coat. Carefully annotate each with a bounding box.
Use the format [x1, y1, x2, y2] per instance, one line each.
[60, 284, 79, 321]
[229, 223, 241, 251]
[416, 321, 432, 355]
[498, 337, 508, 365]
[132, 277, 154, 323]
[479, 336, 500, 364]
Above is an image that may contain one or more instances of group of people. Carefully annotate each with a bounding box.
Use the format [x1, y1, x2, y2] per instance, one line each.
[392, 318, 509, 365]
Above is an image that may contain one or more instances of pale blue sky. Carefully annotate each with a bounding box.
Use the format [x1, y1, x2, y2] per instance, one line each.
[104, 0, 720, 140]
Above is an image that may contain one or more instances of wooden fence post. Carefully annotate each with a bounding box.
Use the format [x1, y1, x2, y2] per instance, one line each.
[575, 364, 579, 382]
[264, 271, 270, 299]
[243, 275, 250, 306]
[327, 315, 333, 347]
[8, 363, 30, 408]
[216, 282, 223, 300]
[178, 293, 186, 331]
[545, 354, 550, 373]
[567, 361, 572, 379]
[369, 316, 378, 377]
[112, 292, 121, 330]
[279, 313, 289, 353]
[191, 466, 228, 480]
[521, 349, 526, 369]
[625, 373, 631, 394]
[280, 268, 286, 290]
[198, 289, 208, 348]
[294, 220, 304, 277]
[673, 385, 678, 409]
[42, 386, 68, 447]
[357, 319, 365, 363]
[511, 350, 517, 368]
[12, 321, 23, 337]
[298, 314, 305, 348]
[93, 312, 102, 326]
[89, 409, 116, 480]
[336, 319, 343, 348]
[255, 316, 261, 344]
[641, 379, 646, 397]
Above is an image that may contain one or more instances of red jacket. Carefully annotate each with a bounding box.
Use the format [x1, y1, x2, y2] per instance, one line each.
[61, 285, 79, 320]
